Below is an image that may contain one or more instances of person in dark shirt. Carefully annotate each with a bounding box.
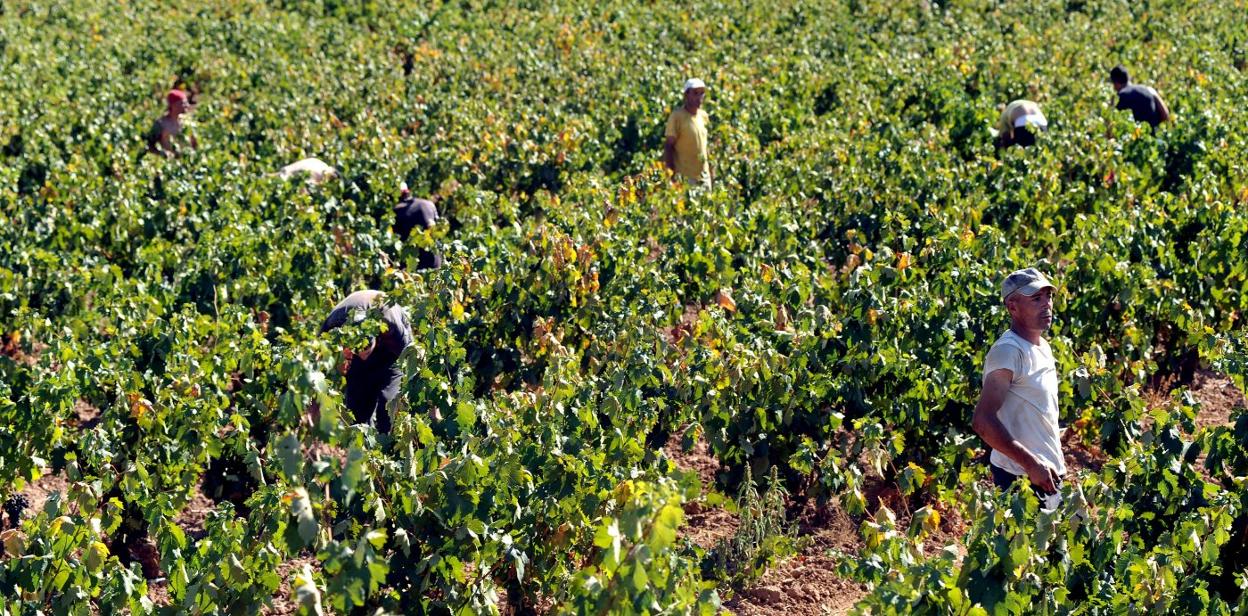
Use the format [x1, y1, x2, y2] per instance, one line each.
[393, 182, 444, 270]
[320, 290, 413, 434]
[1110, 65, 1170, 128]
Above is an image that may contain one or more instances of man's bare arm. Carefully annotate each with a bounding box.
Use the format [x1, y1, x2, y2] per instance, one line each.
[971, 368, 1058, 492]
[663, 136, 677, 173]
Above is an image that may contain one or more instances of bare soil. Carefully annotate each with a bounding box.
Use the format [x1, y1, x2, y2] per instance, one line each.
[664, 429, 739, 549]
[73, 399, 103, 430]
[148, 579, 174, 609]
[174, 481, 216, 540]
[263, 556, 321, 615]
[0, 332, 45, 366]
[1160, 369, 1246, 479]
[18, 469, 69, 518]
[1186, 369, 1245, 430]
[723, 503, 868, 616]
[1062, 429, 1107, 476]
[664, 428, 871, 615]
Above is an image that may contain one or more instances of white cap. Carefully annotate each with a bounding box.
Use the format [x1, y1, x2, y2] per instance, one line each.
[1013, 113, 1048, 130]
[683, 78, 707, 93]
[400, 181, 410, 193]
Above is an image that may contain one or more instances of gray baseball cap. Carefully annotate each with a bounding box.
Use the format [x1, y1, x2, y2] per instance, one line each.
[1001, 268, 1055, 302]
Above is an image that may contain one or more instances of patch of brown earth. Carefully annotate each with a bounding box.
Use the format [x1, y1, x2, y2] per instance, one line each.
[262, 556, 321, 615]
[499, 587, 556, 615]
[1062, 430, 1106, 475]
[72, 399, 103, 430]
[174, 482, 216, 540]
[148, 579, 174, 608]
[663, 428, 738, 549]
[724, 504, 869, 616]
[1188, 369, 1246, 430]
[0, 332, 44, 366]
[18, 470, 69, 518]
[306, 441, 348, 466]
[664, 427, 878, 615]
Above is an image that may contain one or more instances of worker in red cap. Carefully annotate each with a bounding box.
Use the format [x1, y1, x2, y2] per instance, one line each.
[147, 89, 198, 157]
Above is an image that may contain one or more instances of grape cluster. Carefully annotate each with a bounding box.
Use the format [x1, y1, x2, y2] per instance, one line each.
[3, 493, 29, 529]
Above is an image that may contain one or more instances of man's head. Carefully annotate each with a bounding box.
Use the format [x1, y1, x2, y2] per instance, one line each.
[166, 89, 190, 115]
[1002, 268, 1056, 332]
[682, 78, 707, 112]
[1109, 65, 1130, 92]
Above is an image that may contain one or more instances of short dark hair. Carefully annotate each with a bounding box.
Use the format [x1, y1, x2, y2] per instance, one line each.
[1109, 65, 1130, 85]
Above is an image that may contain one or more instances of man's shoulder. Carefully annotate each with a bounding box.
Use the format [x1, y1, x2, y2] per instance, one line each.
[1120, 84, 1152, 100]
[991, 329, 1022, 346]
[989, 330, 1036, 357]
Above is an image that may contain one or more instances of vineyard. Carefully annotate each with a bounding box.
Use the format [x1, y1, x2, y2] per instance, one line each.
[2, 0, 1248, 613]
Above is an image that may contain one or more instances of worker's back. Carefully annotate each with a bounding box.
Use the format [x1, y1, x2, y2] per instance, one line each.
[1116, 84, 1162, 127]
[394, 196, 443, 270]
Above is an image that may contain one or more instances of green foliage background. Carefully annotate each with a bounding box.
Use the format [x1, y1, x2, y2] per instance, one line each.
[1, 0, 1247, 613]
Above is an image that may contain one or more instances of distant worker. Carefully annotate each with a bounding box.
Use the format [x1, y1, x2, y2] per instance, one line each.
[147, 89, 197, 157]
[663, 78, 711, 188]
[1109, 65, 1170, 128]
[971, 268, 1064, 509]
[278, 157, 337, 184]
[320, 290, 413, 434]
[995, 100, 1048, 149]
[393, 182, 444, 270]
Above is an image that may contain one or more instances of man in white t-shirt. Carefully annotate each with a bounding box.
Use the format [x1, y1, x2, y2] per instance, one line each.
[971, 268, 1064, 500]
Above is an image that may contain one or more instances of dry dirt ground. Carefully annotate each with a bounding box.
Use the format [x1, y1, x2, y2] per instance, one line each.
[662, 429, 871, 616]
[1185, 369, 1246, 430]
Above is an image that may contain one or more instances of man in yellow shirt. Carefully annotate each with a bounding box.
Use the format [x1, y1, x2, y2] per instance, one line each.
[664, 78, 711, 188]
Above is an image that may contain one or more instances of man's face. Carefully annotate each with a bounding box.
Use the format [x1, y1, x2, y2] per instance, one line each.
[684, 87, 706, 110]
[1007, 287, 1055, 331]
[170, 99, 188, 116]
[1112, 81, 1125, 93]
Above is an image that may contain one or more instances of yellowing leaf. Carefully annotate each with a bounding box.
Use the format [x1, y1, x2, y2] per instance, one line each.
[1, 529, 25, 558]
[613, 479, 634, 504]
[128, 393, 152, 421]
[715, 289, 737, 312]
[293, 563, 324, 616]
[84, 541, 109, 571]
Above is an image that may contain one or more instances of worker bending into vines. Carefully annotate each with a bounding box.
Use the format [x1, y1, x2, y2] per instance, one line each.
[147, 89, 197, 157]
[393, 181, 444, 270]
[663, 78, 712, 188]
[1110, 65, 1170, 128]
[994, 99, 1048, 149]
[971, 268, 1064, 508]
[321, 290, 413, 434]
